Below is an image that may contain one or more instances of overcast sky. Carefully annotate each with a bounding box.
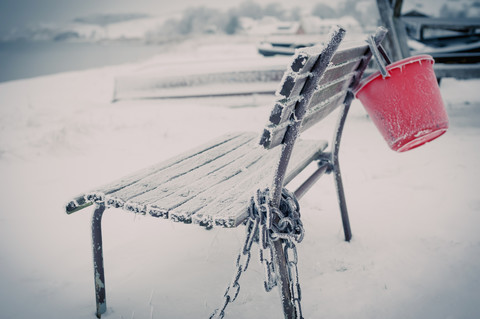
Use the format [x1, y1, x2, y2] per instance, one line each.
[0, 0, 456, 37]
[0, 0, 306, 35]
[0, 0, 376, 35]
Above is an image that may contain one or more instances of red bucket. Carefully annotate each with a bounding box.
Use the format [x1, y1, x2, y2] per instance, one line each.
[355, 55, 449, 152]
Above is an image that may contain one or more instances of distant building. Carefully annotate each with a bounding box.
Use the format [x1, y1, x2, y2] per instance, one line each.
[301, 16, 361, 34]
[274, 22, 305, 35]
[240, 17, 305, 36]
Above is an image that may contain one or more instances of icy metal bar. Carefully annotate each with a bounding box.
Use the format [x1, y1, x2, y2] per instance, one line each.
[92, 203, 107, 318]
[368, 35, 389, 78]
[378, 44, 393, 65]
[293, 163, 330, 200]
[331, 93, 354, 242]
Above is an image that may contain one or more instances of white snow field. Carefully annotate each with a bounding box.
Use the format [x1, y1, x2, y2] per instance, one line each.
[0, 39, 479, 319]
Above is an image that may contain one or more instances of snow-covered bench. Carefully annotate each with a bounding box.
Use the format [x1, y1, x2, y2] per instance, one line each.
[65, 26, 387, 319]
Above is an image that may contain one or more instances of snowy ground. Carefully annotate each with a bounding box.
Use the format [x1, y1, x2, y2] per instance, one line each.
[0, 40, 479, 319]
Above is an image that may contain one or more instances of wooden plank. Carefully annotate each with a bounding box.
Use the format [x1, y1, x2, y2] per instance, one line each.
[317, 57, 362, 87]
[277, 72, 310, 100]
[210, 139, 327, 227]
[103, 133, 256, 208]
[65, 132, 247, 213]
[276, 47, 324, 99]
[308, 76, 352, 109]
[330, 42, 368, 65]
[168, 144, 282, 224]
[266, 57, 362, 127]
[267, 98, 300, 126]
[97, 132, 245, 195]
[193, 139, 327, 227]
[258, 44, 328, 150]
[300, 92, 347, 133]
[264, 45, 326, 131]
[164, 153, 268, 221]
[262, 75, 352, 150]
[260, 121, 291, 150]
[260, 42, 368, 150]
[120, 134, 263, 216]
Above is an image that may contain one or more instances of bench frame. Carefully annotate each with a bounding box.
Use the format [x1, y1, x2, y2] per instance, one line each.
[67, 26, 387, 319]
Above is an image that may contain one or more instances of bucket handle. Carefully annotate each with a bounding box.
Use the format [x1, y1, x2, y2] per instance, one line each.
[367, 35, 392, 79]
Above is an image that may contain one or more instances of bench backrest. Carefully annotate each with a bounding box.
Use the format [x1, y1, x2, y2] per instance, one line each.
[260, 26, 386, 149]
[259, 26, 387, 205]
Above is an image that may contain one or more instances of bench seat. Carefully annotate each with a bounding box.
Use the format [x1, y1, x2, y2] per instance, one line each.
[66, 132, 327, 228]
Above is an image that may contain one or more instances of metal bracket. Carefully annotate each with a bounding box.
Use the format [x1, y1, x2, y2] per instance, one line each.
[317, 152, 334, 174]
[367, 35, 393, 78]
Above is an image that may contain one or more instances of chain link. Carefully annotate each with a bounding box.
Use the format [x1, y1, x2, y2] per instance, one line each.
[210, 188, 304, 319]
[209, 216, 258, 319]
[285, 239, 303, 319]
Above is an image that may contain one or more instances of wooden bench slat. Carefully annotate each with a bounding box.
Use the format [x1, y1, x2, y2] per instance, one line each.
[205, 140, 328, 227]
[189, 139, 328, 227]
[260, 42, 368, 151]
[166, 145, 275, 224]
[99, 132, 244, 194]
[103, 133, 256, 208]
[308, 75, 352, 110]
[265, 45, 326, 134]
[275, 47, 324, 100]
[316, 58, 362, 88]
[68, 129, 327, 227]
[330, 42, 369, 65]
[66, 132, 249, 213]
[261, 75, 351, 149]
[301, 92, 347, 133]
[268, 99, 299, 126]
[267, 57, 362, 127]
[119, 133, 264, 215]
[157, 153, 268, 221]
[260, 121, 291, 150]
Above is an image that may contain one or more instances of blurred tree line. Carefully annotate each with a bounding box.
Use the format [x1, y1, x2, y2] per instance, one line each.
[146, 0, 378, 41]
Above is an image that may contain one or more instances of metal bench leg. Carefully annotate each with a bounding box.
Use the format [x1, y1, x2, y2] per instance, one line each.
[272, 240, 297, 319]
[332, 162, 352, 242]
[332, 97, 353, 242]
[92, 203, 107, 318]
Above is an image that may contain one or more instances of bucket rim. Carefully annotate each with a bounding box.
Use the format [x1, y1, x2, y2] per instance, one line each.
[354, 54, 435, 96]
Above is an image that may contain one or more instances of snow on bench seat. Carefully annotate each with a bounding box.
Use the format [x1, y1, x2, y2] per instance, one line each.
[66, 132, 327, 228]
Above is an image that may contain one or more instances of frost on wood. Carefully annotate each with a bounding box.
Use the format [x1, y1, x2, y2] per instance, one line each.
[65, 132, 327, 229]
[275, 46, 323, 99]
[260, 45, 325, 149]
[260, 26, 348, 150]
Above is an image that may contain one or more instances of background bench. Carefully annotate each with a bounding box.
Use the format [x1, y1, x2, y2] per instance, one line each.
[376, 0, 480, 81]
[66, 26, 387, 319]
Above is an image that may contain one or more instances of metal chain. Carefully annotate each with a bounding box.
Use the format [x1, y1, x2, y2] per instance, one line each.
[209, 216, 258, 319]
[285, 239, 303, 318]
[210, 188, 304, 319]
[255, 189, 278, 292]
[270, 189, 304, 319]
